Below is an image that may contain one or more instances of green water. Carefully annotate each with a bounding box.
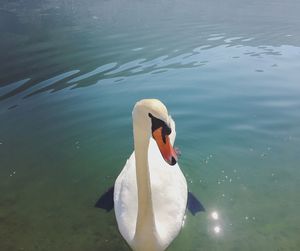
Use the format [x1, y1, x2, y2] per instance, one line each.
[1, 0, 300, 250]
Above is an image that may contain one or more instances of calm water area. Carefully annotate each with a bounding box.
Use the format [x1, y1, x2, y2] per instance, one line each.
[0, 0, 300, 250]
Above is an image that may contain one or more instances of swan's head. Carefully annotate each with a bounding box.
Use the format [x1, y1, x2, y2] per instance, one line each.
[132, 99, 177, 166]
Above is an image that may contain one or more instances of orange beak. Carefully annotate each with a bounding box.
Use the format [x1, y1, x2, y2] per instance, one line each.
[152, 127, 178, 166]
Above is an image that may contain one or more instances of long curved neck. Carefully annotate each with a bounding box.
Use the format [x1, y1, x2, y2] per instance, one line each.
[133, 125, 158, 249]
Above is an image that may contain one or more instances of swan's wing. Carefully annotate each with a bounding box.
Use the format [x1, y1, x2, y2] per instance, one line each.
[169, 115, 176, 146]
[95, 186, 114, 212]
[114, 153, 138, 243]
[187, 191, 205, 215]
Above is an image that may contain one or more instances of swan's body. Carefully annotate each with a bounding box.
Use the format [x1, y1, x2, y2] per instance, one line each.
[114, 99, 188, 251]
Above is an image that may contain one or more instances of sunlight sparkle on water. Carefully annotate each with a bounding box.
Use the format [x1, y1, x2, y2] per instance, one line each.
[214, 226, 221, 234]
[211, 211, 219, 220]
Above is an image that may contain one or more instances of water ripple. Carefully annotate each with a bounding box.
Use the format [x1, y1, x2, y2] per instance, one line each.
[68, 63, 117, 83]
[1, 41, 300, 113]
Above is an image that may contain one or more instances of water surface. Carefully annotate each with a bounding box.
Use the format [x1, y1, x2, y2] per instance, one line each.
[1, 0, 300, 250]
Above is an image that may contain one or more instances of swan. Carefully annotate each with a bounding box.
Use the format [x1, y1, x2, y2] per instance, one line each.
[95, 99, 204, 251]
[114, 99, 186, 251]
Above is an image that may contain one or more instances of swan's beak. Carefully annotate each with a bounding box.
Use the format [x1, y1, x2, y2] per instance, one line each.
[152, 127, 178, 166]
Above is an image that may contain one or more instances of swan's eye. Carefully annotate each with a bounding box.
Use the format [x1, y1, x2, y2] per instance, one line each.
[161, 126, 171, 143]
[163, 125, 171, 136]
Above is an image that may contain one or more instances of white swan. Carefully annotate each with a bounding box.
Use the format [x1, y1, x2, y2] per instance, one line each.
[114, 99, 188, 251]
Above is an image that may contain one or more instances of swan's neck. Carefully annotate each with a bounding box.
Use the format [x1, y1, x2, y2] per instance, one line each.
[133, 126, 159, 250]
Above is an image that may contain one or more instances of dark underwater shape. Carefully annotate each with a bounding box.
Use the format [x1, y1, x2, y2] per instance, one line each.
[187, 192, 205, 215]
[95, 186, 205, 216]
[95, 186, 114, 212]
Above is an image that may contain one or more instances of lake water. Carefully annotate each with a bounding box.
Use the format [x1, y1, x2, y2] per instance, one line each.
[1, 0, 300, 250]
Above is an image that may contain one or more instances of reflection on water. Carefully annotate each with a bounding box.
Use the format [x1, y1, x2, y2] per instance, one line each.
[1, 0, 300, 251]
[210, 210, 222, 235]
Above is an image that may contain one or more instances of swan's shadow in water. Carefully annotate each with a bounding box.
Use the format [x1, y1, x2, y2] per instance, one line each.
[95, 186, 205, 215]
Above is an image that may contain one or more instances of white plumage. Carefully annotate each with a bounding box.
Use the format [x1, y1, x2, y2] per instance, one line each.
[114, 99, 188, 251]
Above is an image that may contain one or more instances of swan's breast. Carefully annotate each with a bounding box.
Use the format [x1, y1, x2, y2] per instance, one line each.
[148, 139, 188, 248]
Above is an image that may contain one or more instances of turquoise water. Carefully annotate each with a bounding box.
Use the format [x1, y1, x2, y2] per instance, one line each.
[1, 0, 300, 250]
